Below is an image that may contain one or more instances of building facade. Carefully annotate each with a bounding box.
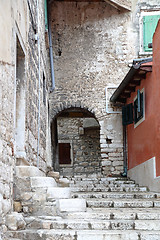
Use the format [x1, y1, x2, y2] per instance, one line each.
[48, 0, 160, 176]
[111, 20, 160, 192]
[0, 0, 160, 238]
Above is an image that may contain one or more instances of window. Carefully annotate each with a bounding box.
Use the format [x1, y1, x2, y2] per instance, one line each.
[134, 89, 145, 128]
[140, 11, 160, 54]
[58, 140, 73, 166]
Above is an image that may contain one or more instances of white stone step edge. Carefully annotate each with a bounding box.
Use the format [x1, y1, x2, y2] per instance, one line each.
[47, 187, 71, 200]
[57, 199, 87, 212]
[30, 177, 57, 188]
[35, 229, 160, 240]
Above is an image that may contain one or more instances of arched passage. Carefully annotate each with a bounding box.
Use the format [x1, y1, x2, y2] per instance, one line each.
[51, 107, 101, 177]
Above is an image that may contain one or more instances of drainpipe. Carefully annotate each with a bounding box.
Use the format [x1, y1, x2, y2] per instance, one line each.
[122, 125, 127, 177]
[48, 19, 55, 91]
[36, 0, 41, 169]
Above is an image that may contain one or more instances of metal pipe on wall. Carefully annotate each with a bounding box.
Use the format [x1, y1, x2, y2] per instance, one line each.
[122, 125, 127, 177]
[48, 21, 55, 91]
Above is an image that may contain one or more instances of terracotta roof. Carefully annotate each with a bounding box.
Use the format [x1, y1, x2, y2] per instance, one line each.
[110, 58, 152, 104]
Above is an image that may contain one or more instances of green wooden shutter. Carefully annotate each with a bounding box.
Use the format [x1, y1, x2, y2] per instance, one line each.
[122, 104, 133, 126]
[143, 15, 160, 52]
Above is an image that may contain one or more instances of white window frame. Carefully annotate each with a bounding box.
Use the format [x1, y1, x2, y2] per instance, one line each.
[105, 86, 121, 114]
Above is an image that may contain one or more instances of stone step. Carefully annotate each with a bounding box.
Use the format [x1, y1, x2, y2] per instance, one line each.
[68, 176, 129, 181]
[24, 217, 160, 231]
[71, 185, 148, 192]
[15, 166, 45, 178]
[14, 176, 58, 200]
[86, 199, 160, 208]
[58, 199, 86, 212]
[47, 187, 71, 200]
[70, 183, 138, 189]
[72, 192, 159, 199]
[64, 208, 160, 220]
[7, 229, 160, 240]
[30, 177, 57, 188]
[22, 201, 57, 216]
[70, 179, 136, 186]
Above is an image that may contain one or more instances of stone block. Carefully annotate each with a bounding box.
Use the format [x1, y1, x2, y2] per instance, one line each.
[113, 200, 153, 208]
[47, 187, 71, 200]
[112, 161, 123, 167]
[47, 171, 60, 180]
[58, 178, 70, 187]
[58, 199, 86, 212]
[30, 177, 57, 188]
[135, 220, 160, 231]
[102, 160, 111, 166]
[13, 201, 22, 213]
[5, 212, 26, 231]
[101, 153, 108, 158]
[77, 231, 139, 240]
[16, 166, 45, 178]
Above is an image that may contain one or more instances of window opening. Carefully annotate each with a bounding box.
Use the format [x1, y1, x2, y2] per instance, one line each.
[59, 142, 71, 165]
[134, 89, 145, 127]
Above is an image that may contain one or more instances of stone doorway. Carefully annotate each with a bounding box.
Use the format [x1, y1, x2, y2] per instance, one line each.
[51, 108, 101, 176]
[15, 36, 26, 165]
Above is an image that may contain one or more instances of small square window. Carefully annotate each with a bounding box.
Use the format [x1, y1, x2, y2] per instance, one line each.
[134, 89, 145, 128]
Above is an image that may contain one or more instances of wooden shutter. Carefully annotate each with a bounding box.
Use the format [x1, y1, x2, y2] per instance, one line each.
[122, 104, 133, 126]
[59, 143, 71, 165]
[143, 15, 160, 52]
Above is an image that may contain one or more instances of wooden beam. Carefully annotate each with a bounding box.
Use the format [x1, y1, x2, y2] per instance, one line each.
[122, 92, 131, 98]
[116, 97, 126, 103]
[125, 86, 136, 92]
[130, 80, 141, 86]
[104, 0, 131, 11]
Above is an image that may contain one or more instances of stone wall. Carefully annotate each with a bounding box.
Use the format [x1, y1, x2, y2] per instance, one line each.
[49, 1, 134, 175]
[0, 0, 50, 237]
[57, 117, 101, 176]
[25, 0, 50, 170]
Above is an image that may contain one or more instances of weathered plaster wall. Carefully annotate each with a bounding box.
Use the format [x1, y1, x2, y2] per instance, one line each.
[127, 20, 160, 182]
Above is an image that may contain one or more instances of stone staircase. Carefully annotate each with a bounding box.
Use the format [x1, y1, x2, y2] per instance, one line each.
[5, 166, 160, 240]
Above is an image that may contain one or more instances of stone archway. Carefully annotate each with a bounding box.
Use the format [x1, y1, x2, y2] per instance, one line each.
[50, 103, 102, 177]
